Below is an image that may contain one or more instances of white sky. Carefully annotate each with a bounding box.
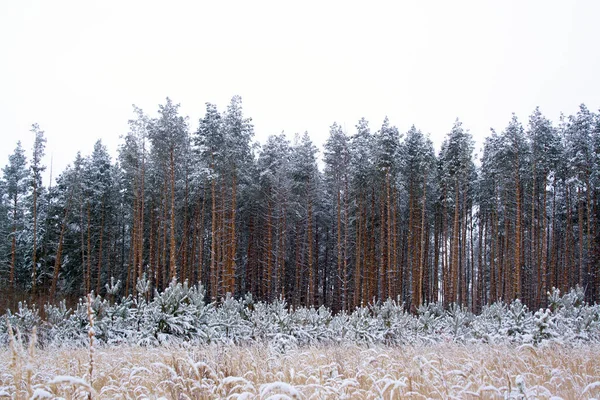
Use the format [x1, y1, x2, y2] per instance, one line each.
[1, 1, 599, 182]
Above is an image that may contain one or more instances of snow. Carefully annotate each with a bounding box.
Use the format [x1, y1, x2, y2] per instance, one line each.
[48, 375, 91, 387]
[259, 381, 301, 398]
[30, 388, 54, 398]
[0, 284, 599, 398]
[583, 382, 600, 394]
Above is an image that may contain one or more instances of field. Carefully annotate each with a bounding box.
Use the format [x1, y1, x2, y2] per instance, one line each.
[2, 342, 600, 399]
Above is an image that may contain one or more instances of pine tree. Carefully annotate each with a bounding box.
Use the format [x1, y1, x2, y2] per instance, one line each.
[3, 142, 28, 290]
[323, 122, 351, 310]
[148, 98, 189, 284]
[29, 124, 46, 293]
[374, 117, 400, 302]
[400, 126, 435, 309]
[257, 134, 291, 301]
[438, 120, 474, 306]
[349, 118, 374, 307]
[526, 107, 560, 307]
[290, 132, 319, 307]
[565, 105, 594, 293]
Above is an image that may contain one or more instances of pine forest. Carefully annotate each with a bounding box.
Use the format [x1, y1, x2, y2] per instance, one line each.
[1, 97, 599, 313]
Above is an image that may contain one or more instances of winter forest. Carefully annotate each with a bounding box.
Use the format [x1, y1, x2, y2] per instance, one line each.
[2, 96, 599, 313]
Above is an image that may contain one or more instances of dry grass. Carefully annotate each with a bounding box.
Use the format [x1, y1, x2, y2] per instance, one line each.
[1, 343, 600, 399]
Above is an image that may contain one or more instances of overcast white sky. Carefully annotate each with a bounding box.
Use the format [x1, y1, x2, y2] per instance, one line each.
[1, 1, 599, 182]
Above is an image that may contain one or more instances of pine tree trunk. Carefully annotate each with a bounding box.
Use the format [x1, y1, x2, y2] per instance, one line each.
[182, 166, 188, 282]
[451, 180, 460, 304]
[86, 202, 92, 295]
[229, 173, 237, 295]
[490, 211, 497, 302]
[549, 182, 557, 290]
[354, 195, 362, 307]
[393, 188, 400, 301]
[169, 149, 177, 282]
[477, 216, 485, 309]
[531, 164, 538, 306]
[579, 187, 585, 287]
[95, 199, 105, 294]
[9, 200, 17, 287]
[380, 186, 386, 300]
[31, 179, 38, 292]
[246, 215, 255, 296]
[336, 184, 342, 310]
[515, 177, 522, 300]
[138, 146, 145, 287]
[461, 188, 468, 306]
[433, 206, 440, 303]
[417, 177, 428, 308]
[266, 194, 273, 299]
[565, 184, 572, 291]
[219, 181, 226, 298]
[540, 182, 548, 306]
[210, 166, 217, 300]
[386, 172, 393, 301]
[408, 186, 416, 307]
[307, 183, 314, 306]
[149, 207, 155, 289]
[161, 178, 168, 290]
[197, 191, 206, 284]
[343, 173, 349, 310]
[369, 189, 376, 302]
[278, 201, 287, 299]
[294, 222, 302, 307]
[51, 189, 73, 299]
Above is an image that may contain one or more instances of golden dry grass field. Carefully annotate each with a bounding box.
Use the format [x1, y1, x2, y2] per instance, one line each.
[1, 343, 600, 399]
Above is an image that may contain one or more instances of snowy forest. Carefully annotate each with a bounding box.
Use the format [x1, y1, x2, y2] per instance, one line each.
[1, 96, 599, 313]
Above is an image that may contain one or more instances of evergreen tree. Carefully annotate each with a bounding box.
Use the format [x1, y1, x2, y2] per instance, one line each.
[323, 122, 351, 310]
[256, 134, 292, 301]
[3, 142, 28, 289]
[438, 119, 474, 306]
[289, 132, 319, 307]
[147, 98, 189, 284]
[29, 124, 47, 292]
[400, 125, 436, 309]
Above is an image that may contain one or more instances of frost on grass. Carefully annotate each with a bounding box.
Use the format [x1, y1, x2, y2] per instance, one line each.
[1, 343, 599, 399]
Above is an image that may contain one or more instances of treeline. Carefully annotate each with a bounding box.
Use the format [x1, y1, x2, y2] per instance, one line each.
[1, 97, 599, 312]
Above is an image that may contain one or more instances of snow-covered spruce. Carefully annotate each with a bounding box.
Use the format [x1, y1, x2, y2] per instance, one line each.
[0, 282, 599, 348]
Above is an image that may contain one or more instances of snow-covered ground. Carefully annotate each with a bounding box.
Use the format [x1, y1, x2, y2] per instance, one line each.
[1, 343, 599, 399]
